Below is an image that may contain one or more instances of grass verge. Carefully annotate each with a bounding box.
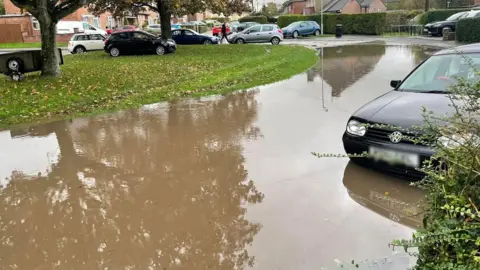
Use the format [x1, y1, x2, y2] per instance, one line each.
[0, 42, 68, 49]
[0, 45, 317, 126]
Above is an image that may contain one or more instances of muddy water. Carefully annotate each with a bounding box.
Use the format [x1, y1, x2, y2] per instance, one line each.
[0, 44, 435, 269]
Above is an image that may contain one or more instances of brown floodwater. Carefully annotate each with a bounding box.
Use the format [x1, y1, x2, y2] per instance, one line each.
[0, 44, 436, 269]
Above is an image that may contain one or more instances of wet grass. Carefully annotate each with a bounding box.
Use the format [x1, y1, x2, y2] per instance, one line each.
[0, 42, 68, 49]
[0, 45, 317, 126]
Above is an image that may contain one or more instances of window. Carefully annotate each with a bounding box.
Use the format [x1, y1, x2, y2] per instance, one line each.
[300, 22, 306, 27]
[83, 22, 96, 31]
[107, 16, 115, 28]
[93, 17, 100, 28]
[114, 32, 131, 40]
[184, 30, 194, 35]
[262, 25, 274, 32]
[75, 35, 90, 41]
[133, 32, 151, 40]
[32, 18, 40, 30]
[248, 26, 261, 33]
[399, 53, 480, 93]
[172, 30, 180, 36]
[90, 34, 104, 40]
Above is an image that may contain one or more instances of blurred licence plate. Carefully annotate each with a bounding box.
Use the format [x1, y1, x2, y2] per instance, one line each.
[369, 147, 419, 168]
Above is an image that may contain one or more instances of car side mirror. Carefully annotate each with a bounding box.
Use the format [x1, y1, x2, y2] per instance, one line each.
[390, 80, 401, 88]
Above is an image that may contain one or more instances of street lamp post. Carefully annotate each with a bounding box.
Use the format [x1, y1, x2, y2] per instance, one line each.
[321, 0, 324, 35]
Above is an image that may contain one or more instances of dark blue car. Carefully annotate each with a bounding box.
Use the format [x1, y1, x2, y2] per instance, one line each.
[282, 21, 321, 38]
[171, 29, 219, 45]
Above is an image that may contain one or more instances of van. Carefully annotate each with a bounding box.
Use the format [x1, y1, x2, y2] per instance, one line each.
[56, 21, 107, 36]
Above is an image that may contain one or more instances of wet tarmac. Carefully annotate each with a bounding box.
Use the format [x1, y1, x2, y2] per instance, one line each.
[0, 43, 437, 269]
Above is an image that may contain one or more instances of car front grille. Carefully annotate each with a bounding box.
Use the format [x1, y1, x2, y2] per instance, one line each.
[365, 126, 428, 146]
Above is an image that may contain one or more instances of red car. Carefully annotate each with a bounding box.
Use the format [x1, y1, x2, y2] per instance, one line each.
[212, 24, 230, 36]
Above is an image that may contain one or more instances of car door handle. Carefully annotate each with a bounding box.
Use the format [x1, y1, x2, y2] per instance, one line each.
[256, 34, 260, 35]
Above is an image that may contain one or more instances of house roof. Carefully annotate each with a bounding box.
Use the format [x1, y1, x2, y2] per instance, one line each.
[322, 0, 377, 12]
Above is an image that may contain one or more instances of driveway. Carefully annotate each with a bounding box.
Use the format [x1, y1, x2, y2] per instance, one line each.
[0, 43, 437, 269]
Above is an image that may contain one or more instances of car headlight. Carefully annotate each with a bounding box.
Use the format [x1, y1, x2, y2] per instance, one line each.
[438, 133, 480, 148]
[346, 120, 367, 136]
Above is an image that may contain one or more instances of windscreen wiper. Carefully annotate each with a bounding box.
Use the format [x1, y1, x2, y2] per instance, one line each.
[423, 90, 449, 94]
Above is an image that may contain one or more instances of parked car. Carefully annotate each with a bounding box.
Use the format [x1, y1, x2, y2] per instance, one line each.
[228, 24, 283, 45]
[57, 21, 107, 36]
[230, 21, 240, 32]
[0, 49, 64, 81]
[114, 25, 137, 32]
[342, 43, 480, 179]
[104, 30, 176, 57]
[424, 11, 468, 36]
[146, 24, 161, 32]
[172, 29, 218, 45]
[212, 23, 230, 36]
[282, 21, 321, 38]
[68, 33, 105, 54]
[236, 22, 258, 32]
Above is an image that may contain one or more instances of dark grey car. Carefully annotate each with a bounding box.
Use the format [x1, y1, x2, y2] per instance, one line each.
[228, 24, 283, 45]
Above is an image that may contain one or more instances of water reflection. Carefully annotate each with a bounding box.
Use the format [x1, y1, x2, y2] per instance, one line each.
[308, 44, 386, 97]
[0, 91, 263, 269]
[343, 162, 424, 229]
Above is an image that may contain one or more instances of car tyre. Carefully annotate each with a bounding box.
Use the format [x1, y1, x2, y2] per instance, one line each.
[10, 73, 25, 82]
[109, 47, 120, 57]
[6, 58, 23, 72]
[235, 38, 245, 44]
[271, 37, 280, 45]
[293, 31, 299, 38]
[74, 46, 86, 54]
[314, 29, 320, 36]
[155, 45, 166, 55]
[204, 39, 212, 45]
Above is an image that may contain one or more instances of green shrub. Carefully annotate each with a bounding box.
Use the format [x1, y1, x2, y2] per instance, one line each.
[239, 16, 268, 24]
[267, 16, 277, 23]
[278, 13, 386, 35]
[419, 8, 471, 25]
[456, 17, 480, 43]
[385, 10, 424, 26]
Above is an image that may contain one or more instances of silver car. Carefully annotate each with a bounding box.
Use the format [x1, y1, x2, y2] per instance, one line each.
[229, 24, 283, 45]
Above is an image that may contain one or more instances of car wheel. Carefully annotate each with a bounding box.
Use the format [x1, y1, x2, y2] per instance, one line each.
[204, 39, 212, 45]
[74, 46, 86, 54]
[235, 38, 245, 44]
[314, 29, 320, 36]
[11, 73, 24, 82]
[155, 45, 166, 55]
[293, 31, 299, 38]
[109, 47, 120, 57]
[271, 37, 280, 45]
[6, 58, 22, 72]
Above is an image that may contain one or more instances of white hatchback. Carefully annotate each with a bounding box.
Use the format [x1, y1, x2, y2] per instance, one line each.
[68, 34, 105, 54]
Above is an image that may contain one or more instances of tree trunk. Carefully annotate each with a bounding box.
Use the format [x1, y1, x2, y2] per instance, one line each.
[158, 0, 172, 39]
[425, 0, 430, 11]
[39, 17, 60, 77]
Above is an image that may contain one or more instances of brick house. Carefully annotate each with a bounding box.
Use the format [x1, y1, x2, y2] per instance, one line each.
[3, 0, 159, 29]
[283, 0, 307, 14]
[322, 0, 387, 14]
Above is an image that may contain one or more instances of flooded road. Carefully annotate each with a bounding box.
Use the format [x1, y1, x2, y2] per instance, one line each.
[0, 44, 435, 269]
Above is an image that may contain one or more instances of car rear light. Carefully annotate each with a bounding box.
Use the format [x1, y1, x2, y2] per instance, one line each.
[278, 29, 283, 34]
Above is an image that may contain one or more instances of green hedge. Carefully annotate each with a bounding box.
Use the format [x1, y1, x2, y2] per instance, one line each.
[419, 8, 471, 25]
[385, 10, 423, 26]
[239, 16, 268, 24]
[277, 13, 386, 35]
[456, 17, 480, 43]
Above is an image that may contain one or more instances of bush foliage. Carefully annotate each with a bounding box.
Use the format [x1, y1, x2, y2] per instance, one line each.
[419, 8, 471, 25]
[385, 10, 424, 26]
[239, 16, 268, 24]
[277, 13, 386, 35]
[456, 18, 480, 43]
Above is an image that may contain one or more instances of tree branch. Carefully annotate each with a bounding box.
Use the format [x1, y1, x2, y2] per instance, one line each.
[10, 0, 39, 16]
[55, 0, 87, 20]
[133, 2, 159, 12]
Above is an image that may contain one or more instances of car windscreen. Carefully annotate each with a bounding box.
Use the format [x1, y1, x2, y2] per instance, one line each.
[398, 53, 480, 93]
[446, 12, 466, 21]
